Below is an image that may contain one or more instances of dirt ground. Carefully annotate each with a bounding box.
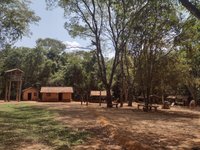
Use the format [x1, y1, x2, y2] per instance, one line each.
[1, 101, 200, 150]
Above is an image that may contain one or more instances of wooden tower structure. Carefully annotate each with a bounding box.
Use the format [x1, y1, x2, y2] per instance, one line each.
[5, 68, 23, 101]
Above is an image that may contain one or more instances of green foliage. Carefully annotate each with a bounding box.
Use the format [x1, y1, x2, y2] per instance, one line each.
[0, 40, 100, 99]
[174, 17, 200, 100]
[2, 0, 200, 103]
[36, 38, 66, 61]
[0, 0, 40, 48]
[63, 50, 100, 99]
[128, 0, 180, 101]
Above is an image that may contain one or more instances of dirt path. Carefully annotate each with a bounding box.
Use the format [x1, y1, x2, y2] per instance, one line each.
[40, 102, 200, 150]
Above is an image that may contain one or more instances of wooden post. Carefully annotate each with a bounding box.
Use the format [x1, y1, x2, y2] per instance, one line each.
[16, 81, 19, 101]
[5, 81, 8, 102]
[99, 91, 101, 106]
[8, 81, 12, 101]
[86, 100, 88, 106]
[86, 95, 88, 106]
[4, 69, 24, 102]
[81, 95, 83, 105]
[18, 80, 22, 101]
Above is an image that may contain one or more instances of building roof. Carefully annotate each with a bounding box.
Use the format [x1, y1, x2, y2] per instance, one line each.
[5, 68, 24, 73]
[22, 87, 38, 92]
[90, 90, 107, 96]
[166, 96, 176, 99]
[166, 95, 188, 100]
[40, 87, 73, 93]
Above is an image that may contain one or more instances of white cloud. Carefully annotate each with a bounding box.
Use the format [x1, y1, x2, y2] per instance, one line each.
[63, 40, 94, 52]
[63, 41, 81, 49]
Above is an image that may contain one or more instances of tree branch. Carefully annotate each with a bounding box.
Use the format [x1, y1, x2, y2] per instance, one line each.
[179, 0, 200, 19]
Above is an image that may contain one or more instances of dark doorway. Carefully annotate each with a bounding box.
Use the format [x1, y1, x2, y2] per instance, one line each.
[28, 93, 32, 100]
[59, 93, 63, 101]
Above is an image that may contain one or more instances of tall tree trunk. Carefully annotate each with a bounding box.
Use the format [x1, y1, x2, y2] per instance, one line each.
[120, 86, 123, 107]
[144, 87, 150, 112]
[128, 99, 132, 106]
[187, 85, 197, 102]
[161, 79, 165, 104]
[106, 88, 112, 108]
[120, 75, 124, 107]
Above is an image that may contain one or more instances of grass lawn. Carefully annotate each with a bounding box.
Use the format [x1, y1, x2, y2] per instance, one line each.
[0, 103, 90, 150]
[0, 102, 199, 149]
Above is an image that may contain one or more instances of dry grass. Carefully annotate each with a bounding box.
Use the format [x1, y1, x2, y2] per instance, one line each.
[0, 101, 200, 150]
[48, 102, 200, 150]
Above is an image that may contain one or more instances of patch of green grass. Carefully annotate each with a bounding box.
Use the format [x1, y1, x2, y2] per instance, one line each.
[0, 103, 90, 150]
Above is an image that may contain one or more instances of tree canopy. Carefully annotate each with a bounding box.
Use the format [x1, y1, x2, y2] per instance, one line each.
[0, 0, 200, 109]
[0, 0, 40, 49]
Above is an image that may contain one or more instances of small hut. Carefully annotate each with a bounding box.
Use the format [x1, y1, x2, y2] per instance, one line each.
[166, 96, 176, 102]
[40, 87, 73, 102]
[90, 90, 107, 105]
[4, 68, 23, 101]
[166, 95, 187, 106]
[90, 90, 107, 97]
[22, 87, 39, 101]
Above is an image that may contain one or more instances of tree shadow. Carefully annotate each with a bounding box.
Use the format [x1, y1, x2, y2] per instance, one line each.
[0, 105, 90, 150]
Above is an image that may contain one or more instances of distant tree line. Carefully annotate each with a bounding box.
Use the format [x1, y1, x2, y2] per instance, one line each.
[1, 0, 200, 109]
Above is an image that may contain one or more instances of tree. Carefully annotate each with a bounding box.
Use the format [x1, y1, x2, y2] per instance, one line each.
[35, 38, 67, 85]
[174, 17, 200, 101]
[0, 37, 100, 99]
[179, 0, 200, 19]
[46, 0, 148, 107]
[0, 0, 40, 49]
[0, 46, 46, 89]
[36, 38, 66, 61]
[113, 51, 134, 107]
[62, 50, 99, 101]
[22, 46, 46, 87]
[129, 0, 180, 110]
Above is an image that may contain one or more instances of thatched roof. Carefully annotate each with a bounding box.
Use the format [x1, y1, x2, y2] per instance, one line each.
[40, 87, 73, 93]
[5, 68, 24, 73]
[90, 90, 107, 96]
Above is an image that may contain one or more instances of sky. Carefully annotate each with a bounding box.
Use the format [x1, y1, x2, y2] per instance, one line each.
[14, 0, 89, 51]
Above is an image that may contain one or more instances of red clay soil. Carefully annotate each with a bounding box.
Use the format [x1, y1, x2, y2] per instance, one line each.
[43, 102, 200, 150]
[1, 101, 200, 150]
